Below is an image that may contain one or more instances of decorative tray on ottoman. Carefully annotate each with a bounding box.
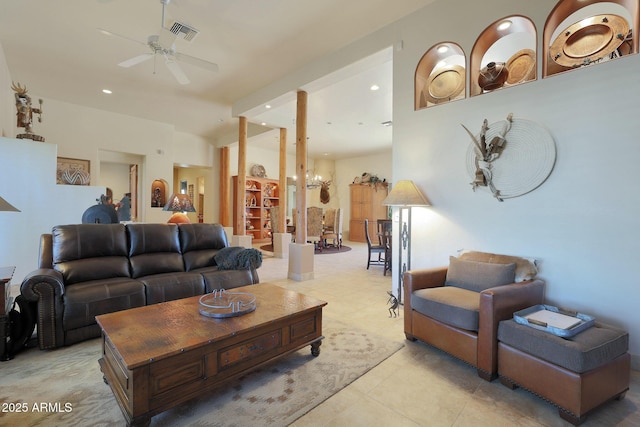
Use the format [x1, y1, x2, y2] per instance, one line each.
[514, 304, 595, 338]
[199, 289, 256, 318]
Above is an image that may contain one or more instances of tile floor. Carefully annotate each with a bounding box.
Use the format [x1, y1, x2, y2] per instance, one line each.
[254, 239, 640, 427]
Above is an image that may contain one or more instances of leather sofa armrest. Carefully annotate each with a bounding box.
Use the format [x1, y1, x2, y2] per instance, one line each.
[477, 278, 545, 380]
[404, 266, 448, 294]
[20, 268, 66, 349]
[403, 266, 448, 340]
[38, 234, 53, 269]
[20, 268, 65, 300]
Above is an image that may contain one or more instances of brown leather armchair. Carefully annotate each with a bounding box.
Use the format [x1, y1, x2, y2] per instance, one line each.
[403, 250, 545, 381]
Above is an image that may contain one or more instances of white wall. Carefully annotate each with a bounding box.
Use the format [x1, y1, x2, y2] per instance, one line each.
[389, 0, 640, 363]
[0, 43, 12, 137]
[0, 54, 217, 225]
[101, 162, 131, 202]
[0, 138, 104, 283]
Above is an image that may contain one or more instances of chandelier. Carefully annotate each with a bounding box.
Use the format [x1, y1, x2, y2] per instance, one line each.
[293, 171, 322, 189]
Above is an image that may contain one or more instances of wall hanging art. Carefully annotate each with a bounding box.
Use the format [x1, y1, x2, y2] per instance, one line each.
[462, 114, 556, 201]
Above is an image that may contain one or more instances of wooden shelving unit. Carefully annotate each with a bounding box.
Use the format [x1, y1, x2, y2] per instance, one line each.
[233, 176, 280, 243]
[349, 183, 388, 243]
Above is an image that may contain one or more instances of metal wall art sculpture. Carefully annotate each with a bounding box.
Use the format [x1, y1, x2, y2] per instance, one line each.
[462, 114, 556, 201]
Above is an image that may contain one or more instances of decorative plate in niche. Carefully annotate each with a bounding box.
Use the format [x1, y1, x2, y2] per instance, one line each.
[465, 118, 556, 200]
[550, 14, 629, 68]
[424, 65, 465, 104]
[250, 164, 266, 178]
[506, 49, 536, 85]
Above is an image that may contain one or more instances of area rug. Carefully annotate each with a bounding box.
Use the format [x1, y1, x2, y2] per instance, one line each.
[260, 244, 352, 254]
[0, 317, 402, 426]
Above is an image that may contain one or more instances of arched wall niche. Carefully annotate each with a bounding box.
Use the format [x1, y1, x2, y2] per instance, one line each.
[470, 15, 537, 97]
[415, 42, 466, 110]
[151, 179, 168, 208]
[543, 0, 638, 77]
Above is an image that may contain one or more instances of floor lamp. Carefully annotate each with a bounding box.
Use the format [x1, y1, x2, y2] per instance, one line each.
[382, 180, 430, 303]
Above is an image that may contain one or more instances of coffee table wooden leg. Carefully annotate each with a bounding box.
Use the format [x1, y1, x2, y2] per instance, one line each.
[129, 415, 151, 427]
[311, 340, 322, 357]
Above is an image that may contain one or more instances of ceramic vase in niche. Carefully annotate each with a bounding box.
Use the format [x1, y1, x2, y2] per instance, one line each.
[478, 62, 509, 92]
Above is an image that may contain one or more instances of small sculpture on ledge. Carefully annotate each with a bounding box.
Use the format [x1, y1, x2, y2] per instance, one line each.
[11, 82, 45, 142]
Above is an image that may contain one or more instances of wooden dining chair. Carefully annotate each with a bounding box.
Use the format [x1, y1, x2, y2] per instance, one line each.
[365, 219, 386, 269]
[307, 207, 324, 250]
[322, 208, 343, 249]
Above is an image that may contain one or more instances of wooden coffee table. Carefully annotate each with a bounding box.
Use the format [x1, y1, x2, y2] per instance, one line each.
[96, 283, 327, 427]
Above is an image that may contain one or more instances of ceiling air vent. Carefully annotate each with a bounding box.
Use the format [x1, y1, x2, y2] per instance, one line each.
[168, 21, 199, 42]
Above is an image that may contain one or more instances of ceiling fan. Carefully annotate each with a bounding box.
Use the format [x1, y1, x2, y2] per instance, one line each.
[102, 0, 218, 84]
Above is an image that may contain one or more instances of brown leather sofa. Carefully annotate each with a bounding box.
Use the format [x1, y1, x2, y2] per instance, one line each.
[20, 223, 261, 350]
[403, 250, 545, 381]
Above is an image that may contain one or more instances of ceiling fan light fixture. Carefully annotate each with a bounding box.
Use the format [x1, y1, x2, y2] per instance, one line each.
[108, 0, 218, 84]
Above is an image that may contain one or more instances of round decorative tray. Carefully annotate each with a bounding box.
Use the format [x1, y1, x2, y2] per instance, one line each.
[550, 14, 629, 68]
[199, 289, 257, 318]
[424, 65, 465, 104]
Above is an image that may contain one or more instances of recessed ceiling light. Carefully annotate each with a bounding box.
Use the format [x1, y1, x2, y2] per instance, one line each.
[265, 104, 271, 109]
[102, 89, 112, 94]
[370, 84, 380, 91]
[435, 60, 447, 69]
[261, 122, 267, 126]
[497, 20, 512, 31]
[437, 45, 449, 54]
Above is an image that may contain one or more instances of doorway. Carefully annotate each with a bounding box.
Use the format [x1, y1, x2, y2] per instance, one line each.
[99, 150, 143, 222]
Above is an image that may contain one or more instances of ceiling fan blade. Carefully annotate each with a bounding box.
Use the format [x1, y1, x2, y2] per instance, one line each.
[164, 57, 190, 85]
[174, 52, 219, 73]
[98, 28, 147, 47]
[118, 53, 154, 68]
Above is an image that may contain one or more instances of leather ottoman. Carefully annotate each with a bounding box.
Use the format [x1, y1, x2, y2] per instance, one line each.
[497, 319, 630, 425]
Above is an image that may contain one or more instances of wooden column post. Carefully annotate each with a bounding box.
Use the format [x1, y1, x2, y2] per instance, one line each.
[219, 146, 230, 227]
[295, 91, 307, 244]
[278, 128, 287, 233]
[288, 90, 314, 281]
[235, 116, 248, 236]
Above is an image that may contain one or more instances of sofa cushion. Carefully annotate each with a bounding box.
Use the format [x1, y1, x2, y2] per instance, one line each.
[412, 286, 480, 331]
[179, 223, 229, 271]
[458, 250, 537, 282]
[498, 319, 629, 373]
[127, 224, 185, 278]
[445, 256, 516, 292]
[52, 224, 131, 285]
[63, 277, 146, 330]
[196, 267, 259, 292]
[138, 272, 205, 305]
